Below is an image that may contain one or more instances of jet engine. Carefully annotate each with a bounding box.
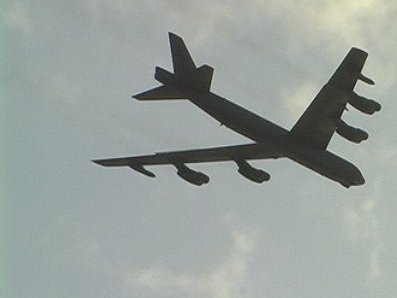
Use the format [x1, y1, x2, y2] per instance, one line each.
[336, 120, 368, 143]
[175, 164, 210, 186]
[236, 159, 270, 183]
[349, 92, 381, 115]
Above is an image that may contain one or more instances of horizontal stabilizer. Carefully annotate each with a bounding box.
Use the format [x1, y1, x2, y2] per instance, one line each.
[180, 64, 214, 93]
[133, 85, 187, 100]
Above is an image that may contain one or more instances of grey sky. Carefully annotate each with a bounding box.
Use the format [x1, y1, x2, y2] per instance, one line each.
[2, 1, 397, 297]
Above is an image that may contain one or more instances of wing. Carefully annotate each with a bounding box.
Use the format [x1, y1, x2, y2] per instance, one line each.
[290, 47, 374, 150]
[93, 143, 284, 176]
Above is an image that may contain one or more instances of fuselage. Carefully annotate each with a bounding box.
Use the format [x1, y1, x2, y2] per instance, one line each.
[99, 33, 373, 188]
[187, 90, 364, 187]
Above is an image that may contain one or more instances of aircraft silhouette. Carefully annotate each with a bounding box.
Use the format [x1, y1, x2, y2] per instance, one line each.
[93, 33, 381, 187]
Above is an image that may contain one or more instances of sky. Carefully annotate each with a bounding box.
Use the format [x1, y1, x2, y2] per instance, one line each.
[2, 0, 397, 297]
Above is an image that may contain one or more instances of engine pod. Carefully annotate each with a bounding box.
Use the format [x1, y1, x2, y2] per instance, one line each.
[236, 159, 270, 183]
[175, 163, 210, 186]
[336, 120, 368, 143]
[349, 92, 381, 115]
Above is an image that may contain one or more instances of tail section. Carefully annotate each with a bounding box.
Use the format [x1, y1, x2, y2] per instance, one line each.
[169, 32, 196, 76]
[133, 32, 213, 101]
[133, 85, 187, 100]
[179, 64, 213, 93]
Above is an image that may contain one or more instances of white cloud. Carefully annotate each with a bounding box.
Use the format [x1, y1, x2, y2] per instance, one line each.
[129, 267, 203, 292]
[124, 229, 257, 298]
[342, 179, 384, 279]
[262, 0, 396, 131]
[258, 0, 391, 43]
[1, 2, 30, 32]
[369, 242, 384, 278]
[280, 81, 318, 123]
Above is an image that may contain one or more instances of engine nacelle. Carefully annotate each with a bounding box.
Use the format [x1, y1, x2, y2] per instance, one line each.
[336, 120, 368, 143]
[236, 160, 270, 183]
[175, 164, 210, 186]
[349, 92, 381, 115]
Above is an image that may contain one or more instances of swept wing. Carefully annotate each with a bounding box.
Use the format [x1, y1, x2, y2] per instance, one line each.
[93, 143, 283, 167]
[290, 48, 375, 149]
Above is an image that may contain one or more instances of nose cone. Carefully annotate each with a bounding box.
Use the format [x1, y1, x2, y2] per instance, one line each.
[352, 172, 365, 186]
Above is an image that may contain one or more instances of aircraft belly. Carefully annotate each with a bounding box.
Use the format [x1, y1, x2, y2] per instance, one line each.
[189, 92, 289, 142]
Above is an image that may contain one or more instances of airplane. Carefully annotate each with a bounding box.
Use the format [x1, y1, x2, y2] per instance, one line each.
[93, 32, 381, 188]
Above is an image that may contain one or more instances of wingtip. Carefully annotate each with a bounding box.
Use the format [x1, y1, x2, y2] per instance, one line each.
[350, 47, 368, 55]
[132, 92, 146, 100]
[346, 48, 368, 67]
[92, 159, 105, 166]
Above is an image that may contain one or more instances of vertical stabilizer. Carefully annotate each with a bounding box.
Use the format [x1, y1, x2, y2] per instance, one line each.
[133, 33, 213, 100]
[169, 32, 196, 75]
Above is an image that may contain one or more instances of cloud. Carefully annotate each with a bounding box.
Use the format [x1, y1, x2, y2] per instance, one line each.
[1, 2, 30, 32]
[123, 229, 257, 298]
[128, 267, 202, 292]
[280, 81, 318, 124]
[259, 0, 391, 43]
[256, 0, 397, 129]
[342, 179, 384, 279]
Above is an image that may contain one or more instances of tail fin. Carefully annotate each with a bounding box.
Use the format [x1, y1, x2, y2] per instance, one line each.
[132, 33, 213, 101]
[169, 32, 196, 75]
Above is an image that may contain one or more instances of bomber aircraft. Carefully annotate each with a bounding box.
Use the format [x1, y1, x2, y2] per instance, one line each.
[93, 33, 381, 187]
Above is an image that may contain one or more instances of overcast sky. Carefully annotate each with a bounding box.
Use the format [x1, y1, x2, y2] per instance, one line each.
[2, 1, 397, 297]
